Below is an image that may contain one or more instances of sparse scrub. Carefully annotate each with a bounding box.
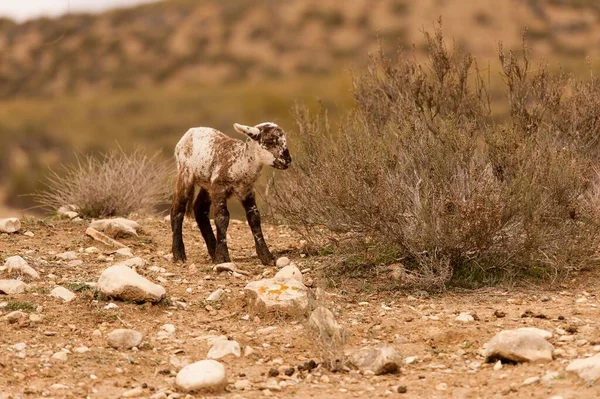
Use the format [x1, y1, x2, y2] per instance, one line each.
[35, 148, 173, 218]
[268, 23, 600, 288]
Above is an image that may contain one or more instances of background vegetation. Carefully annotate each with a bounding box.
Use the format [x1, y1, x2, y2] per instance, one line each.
[2, 0, 600, 212]
[268, 23, 600, 288]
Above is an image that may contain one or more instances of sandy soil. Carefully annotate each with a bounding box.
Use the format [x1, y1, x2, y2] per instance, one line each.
[0, 217, 599, 399]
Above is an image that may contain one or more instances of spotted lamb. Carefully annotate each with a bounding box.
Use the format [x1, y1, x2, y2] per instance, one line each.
[170, 122, 292, 265]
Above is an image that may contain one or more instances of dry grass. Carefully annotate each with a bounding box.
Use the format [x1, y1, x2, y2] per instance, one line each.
[267, 22, 600, 289]
[35, 148, 173, 218]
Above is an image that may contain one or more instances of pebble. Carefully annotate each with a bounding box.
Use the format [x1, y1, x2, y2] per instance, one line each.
[455, 312, 474, 322]
[206, 288, 224, 302]
[51, 351, 68, 362]
[522, 376, 539, 385]
[275, 257, 291, 267]
[50, 286, 76, 302]
[107, 329, 143, 349]
[175, 360, 227, 392]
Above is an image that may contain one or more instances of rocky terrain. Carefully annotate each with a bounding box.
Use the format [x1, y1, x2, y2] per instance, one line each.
[0, 213, 600, 398]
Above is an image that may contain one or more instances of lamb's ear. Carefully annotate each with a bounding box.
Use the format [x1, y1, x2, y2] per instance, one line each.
[234, 123, 261, 140]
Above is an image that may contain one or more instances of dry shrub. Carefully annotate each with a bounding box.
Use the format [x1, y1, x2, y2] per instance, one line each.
[36, 148, 173, 218]
[268, 22, 600, 288]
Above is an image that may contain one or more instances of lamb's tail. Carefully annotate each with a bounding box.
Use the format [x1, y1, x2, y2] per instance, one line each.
[185, 185, 200, 218]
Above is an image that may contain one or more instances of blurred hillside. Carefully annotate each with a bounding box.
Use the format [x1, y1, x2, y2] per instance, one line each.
[1, 0, 600, 97]
[1, 0, 600, 212]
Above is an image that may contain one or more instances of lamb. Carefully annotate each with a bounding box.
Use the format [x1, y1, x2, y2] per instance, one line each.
[170, 122, 292, 265]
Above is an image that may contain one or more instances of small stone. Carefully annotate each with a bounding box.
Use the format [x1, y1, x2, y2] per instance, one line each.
[4, 256, 39, 280]
[85, 247, 100, 254]
[175, 360, 227, 393]
[104, 303, 119, 310]
[493, 360, 502, 370]
[435, 383, 447, 391]
[347, 344, 402, 375]
[566, 353, 600, 382]
[243, 346, 255, 357]
[493, 310, 506, 318]
[244, 278, 308, 317]
[97, 264, 166, 302]
[542, 371, 560, 384]
[234, 379, 251, 390]
[50, 286, 76, 302]
[404, 356, 417, 365]
[268, 368, 279, 377]
[522, 376, 539, 385]
[0, 218, 21, 233]
[397, 386, 407, 393]
[275, 257, 291, 267]
[206, 288, 224, 302]
[74, 346, 90, 354]
[207, 338, 241, 359]
[12, 342, 26, 351]
[484, 329, 553, 363]
[56, 251, 78, 261]
[90, 218, 140, 238]
[5, 310, 25, 323]
[107, 329, 143, 349]
[0, 280, 27, 295]
[273, 265, 303, 283]
[115, 248, 134, 258]
[23, 231, 34, 237]
[121, 387, 144, 398]
[51, 351, 68, 362]
[455, 312, 474, 323]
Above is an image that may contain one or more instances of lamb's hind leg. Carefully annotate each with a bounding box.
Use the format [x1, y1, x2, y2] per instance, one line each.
[193, 188, 217, 262]
[242, 192, 275, 266]
[171, 174, 193, 263]
[213, 190, 231, 264]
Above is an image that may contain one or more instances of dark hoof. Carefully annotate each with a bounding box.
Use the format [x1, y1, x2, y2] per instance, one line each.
[259, 254, 275, 266]
[172, 248, 187, 263]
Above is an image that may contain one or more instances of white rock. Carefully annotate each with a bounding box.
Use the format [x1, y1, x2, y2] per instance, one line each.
[243, 346, 255, 357]
[119, 257, 146, 268]
[566, 353, 600, 382]
[56, 251, 78, 261]
[90, 218, 140, 237]
[67, 259, 83, 267]
[0, 280, 27, 295]
[57, 205, 79, 219]
[107, 329, 143, 349]
[275, 257, 291, 267]
[234, 379, 251, 390]
[50, 383, 69, 390]
[12, 342, 26, 351]
[85, 247, 100, 254]
[23, 231, 34, 238]
[517, 327, 553, 339]
[74, 346, 90, 354]
[484, 329, 554, 363]
[0, 218, 21, 233]
[51, 351, 68, 361]
[115, 248, 134, 258]
[97, 264, 166, 302]
[347, 344, 402, 375]
[493, 360, 502, 370]
[50, 286, 76, 302]
[104, 302, 118, 309]
[207, 338, 241, 359]
[121, 387, 144, 398]
[404, 356, 418, 365]
[5, 310, 25, 323]
[273, 265, 303, 283]
[4, 256, 39, 280]
[455, 312, 474, 322]
[308, 307, 345, 365]
[157, 323, 176, 340]
[542, 371, 560, 384]
[206, 288, 224, 302]
[522, 376, 539, 385]
[175, 360, 227, 393]
[244, 278, 308, 317]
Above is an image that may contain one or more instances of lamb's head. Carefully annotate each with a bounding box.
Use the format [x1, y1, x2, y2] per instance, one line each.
[234, 122, 292, 170]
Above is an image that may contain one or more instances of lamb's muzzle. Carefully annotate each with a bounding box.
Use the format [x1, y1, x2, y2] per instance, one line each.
[170, 121, 291, 265]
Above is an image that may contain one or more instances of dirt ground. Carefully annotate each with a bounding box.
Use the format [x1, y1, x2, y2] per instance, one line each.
[1, 216, 600, 399]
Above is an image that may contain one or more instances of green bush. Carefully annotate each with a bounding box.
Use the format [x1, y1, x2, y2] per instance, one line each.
[267, 22, 600, 289]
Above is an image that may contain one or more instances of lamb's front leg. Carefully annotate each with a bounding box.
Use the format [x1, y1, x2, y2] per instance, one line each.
[242, 192, 275, 266]
[213, 191, 231, 264]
